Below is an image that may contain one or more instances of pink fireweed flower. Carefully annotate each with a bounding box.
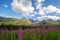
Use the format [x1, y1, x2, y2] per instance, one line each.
[40, 25, 45, 31]
[41, 25, 45, 30]
[18, 28, 23, 40]
[0, 28, 2, 34]
[29, 23, 34, 32]
[29, 28, 33, 32]
[35, 28, 40, 36]
[30, 23, 34, 29]
[40, 25, 46, 36]
[48, 27, 59, 31]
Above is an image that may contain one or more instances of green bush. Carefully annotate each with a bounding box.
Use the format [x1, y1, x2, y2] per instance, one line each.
[0, 23, 19, 30]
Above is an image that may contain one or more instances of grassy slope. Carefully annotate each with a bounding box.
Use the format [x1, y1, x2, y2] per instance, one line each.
[14, 18, 32, 26]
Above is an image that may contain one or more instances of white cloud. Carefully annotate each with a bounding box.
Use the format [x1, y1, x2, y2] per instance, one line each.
[37, 5, 60, 16]
[38, 9, 45, 15]
[37, 0, 44, 3]
[11, 0, 60, 21]
[56, 10, 60, 14]
[34, 12, 38, 14]
[30, 14, 35, 17]
[3, 5, 8, 8]
[35, 0, 46, 15]
[43, 5, 60, 13]
[36, 0, 45, 9]
[37, 5, 60, 21]
[11, 0, 34, 16]
[37, 16, 60, 21]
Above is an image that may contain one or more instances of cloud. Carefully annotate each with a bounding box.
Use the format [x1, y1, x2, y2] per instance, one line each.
[37, 5, 60, 16]
[43, 5, 60, 13]
[36, 0, 46, 15]
[38, 9, 45, 15]
[11, 0, 34, 16]
[11, 0, 45, 16]
[3, 5, 8, 8]
[37, 4, 60, 21]
[36, 0, 45, 9]
[11, 0, 60, 20]
[37, 0, 44, 3]
[37, 16, 60, 21]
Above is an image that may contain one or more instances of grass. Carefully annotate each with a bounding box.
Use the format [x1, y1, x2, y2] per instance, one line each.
[23, 31, 43, 40]
[45, 30, 60, 40]
[0, 29, 60, 40]
[0, 31, 18, 40]
[22, 30, 60, 40]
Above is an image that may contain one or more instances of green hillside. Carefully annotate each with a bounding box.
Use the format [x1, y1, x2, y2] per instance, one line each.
[0, 17, 33, 26]
[0, 17, 19, 25]
[13, 18, 32, 26]
[0, 17, 60, 27]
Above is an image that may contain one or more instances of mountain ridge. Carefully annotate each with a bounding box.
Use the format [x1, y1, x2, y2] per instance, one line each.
[0, 16, 60, 26]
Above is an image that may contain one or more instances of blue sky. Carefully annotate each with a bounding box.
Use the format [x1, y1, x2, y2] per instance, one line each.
[0, 0, 60, 20]
[0, 0, 22, 18]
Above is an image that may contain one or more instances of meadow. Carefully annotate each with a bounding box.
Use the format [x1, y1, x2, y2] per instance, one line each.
[0, 23, 60, 40]
[0, 25, 60, 40]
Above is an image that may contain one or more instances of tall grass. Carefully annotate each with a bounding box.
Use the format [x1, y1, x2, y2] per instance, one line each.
[0, 31, 18, 40]
[0, 24, 60, 40]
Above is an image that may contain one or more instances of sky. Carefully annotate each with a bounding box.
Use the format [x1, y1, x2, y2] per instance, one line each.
[0, 0, 60, 21]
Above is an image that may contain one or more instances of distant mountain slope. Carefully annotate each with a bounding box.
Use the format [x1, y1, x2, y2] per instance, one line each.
[0, 17, 18, 22]
[14, 18, 32, 26]
[0, 16, 60, 26]
[0, 16, 19, 25]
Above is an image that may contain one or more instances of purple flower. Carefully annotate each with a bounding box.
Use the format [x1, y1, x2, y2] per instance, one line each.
[35, 28, 40, 36]
[48, 27, 58, 31]
[18, 28, 23, 40]
[41, 25, 45, 30]
[30, 23, 34, 29]
[40, 25, 46, 36]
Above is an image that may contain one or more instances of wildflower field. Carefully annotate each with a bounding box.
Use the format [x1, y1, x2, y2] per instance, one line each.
[0, 25, 60, 40]
[0, 0, 60, 40]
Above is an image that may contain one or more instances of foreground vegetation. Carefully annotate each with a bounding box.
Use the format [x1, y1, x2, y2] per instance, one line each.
[0, 31, 17, 40]
[23, 30, 60, 40]
[0, 21, 60, 40]
[0, 16, 60, 40]
[0, 28, 60, 40]
[0, 22, 60, 30]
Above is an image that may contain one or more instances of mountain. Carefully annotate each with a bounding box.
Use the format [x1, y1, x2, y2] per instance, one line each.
[0, 16, 19, 25]
[0, 17, 33, 26]
[45, 19, 60, 24]
[14, 18, 33, 26]
[29, 18, 60, 27]
[36, 18, 60, 24]
[29, 19, 35, 23]
[0, 16, 60, 26]
[0, 17, 18, 22]
[29, 19, 42, 26]
[0, 17, 9, 22]
[29, 18, 60, 26]
[56, 20, 60, 23]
